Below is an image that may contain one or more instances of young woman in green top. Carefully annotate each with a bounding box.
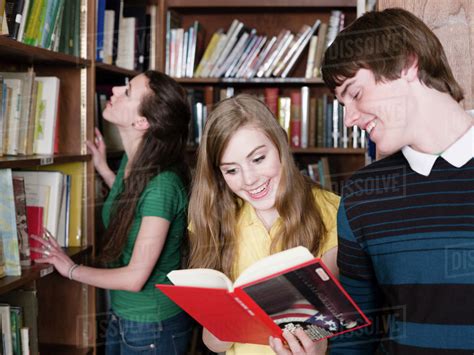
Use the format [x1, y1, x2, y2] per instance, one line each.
[33, 71, 193, 355]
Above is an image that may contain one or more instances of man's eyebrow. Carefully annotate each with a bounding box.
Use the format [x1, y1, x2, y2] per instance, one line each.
[220, 145, 265, 166]
[339, 78, 355, 100]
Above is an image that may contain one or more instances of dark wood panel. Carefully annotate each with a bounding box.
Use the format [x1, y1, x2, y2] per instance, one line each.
[0, 247, 92, 295]
[176, 77, 325, 85]
[0, 154, 90, 169]
[0, 36, 89, 67]
[167, 0, 356, 8]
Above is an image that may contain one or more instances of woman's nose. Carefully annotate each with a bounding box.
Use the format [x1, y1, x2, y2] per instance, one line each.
[111, 85, 126, 96]
[242, 167, 258, 186]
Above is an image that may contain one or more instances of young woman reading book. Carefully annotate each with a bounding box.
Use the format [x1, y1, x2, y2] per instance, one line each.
[32, 71, 193, 355]
[187, 94, 340, 355]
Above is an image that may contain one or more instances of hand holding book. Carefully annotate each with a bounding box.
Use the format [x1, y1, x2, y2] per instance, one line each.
[157, 246, 370, 346]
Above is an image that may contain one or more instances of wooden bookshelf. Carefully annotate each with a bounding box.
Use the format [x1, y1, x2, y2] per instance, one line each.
[0, 154, 91, 169]
[0, 247, 92, 296]
[0, 0, 97, 353]
[160, 0, 366, 190]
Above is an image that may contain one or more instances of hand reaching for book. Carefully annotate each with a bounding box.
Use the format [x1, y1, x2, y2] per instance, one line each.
[269, 329, 328, 355]
[85, 127, 116, 188]
[30, 229, 75, 279]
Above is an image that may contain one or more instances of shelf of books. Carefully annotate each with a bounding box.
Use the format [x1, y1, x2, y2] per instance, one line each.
[0, 0, 96, 353]
[160, 0, 365, 193]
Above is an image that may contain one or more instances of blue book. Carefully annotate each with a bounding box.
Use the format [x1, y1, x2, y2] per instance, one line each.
[96, 0, 106, 61]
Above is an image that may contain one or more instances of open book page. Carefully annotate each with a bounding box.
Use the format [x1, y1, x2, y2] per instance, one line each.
[167, 268, 233, 290]
[234, 246, 314, 287]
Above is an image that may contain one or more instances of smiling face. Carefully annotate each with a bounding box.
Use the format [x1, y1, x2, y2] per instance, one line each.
[335, 68, 414, 155]
[102, 74, 150, 127]
[219, 125, 282, 214]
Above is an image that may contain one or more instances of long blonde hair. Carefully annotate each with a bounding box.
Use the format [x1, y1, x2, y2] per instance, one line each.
[188, 94, 328, 277]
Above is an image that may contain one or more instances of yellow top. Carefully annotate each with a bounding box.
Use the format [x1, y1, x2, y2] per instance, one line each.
[227, 188, 340, 355]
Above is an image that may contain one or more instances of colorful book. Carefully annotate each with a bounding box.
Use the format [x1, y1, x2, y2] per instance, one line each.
[0, 169, 21, 276]
[0, 304, 13, 355]
[12, 176, 31, 267]
[25, 206, 43, 261]
[157, 247, 371, 345]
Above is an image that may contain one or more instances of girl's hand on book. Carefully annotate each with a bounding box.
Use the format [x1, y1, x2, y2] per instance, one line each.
[269, 329, 327, 355]
[30, 229, 75, 278]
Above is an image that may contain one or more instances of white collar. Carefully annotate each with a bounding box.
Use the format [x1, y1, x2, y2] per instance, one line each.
[402, 126, 474, 176]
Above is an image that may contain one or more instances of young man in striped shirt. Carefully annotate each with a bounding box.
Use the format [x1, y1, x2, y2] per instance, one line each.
[321, 8, 473, 354]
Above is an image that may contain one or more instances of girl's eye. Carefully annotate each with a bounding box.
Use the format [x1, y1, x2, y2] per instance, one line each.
[253, 155, 265, 164]
[224, 168, 237, 175]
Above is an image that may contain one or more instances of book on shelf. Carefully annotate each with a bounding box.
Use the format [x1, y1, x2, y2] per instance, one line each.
[4, 0, 27, 40]
[305, 35, 318, 79]
[12, 176, 32, 267]
[157, 246, 370, 345]
[0, 303, 13, 355]
[39, 162, 82, 248]
[13, 170, 65, 244]
[0, 169, 21, 276]
[10, 306, 22, 355]
[33, 76, 60, 155]
[312, 22, 328, 78]
[0, 69, 36, 156]
[0, 289, 38, 355]
[26, 206, 43, 261]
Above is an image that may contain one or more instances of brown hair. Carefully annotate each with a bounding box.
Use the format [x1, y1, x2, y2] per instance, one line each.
[321, 8, 464, 102]
[188, 94, 330, 278]
[100, 71, 190, 263]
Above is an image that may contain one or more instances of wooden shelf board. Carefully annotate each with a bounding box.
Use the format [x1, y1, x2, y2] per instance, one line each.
[0, 36, 89, 67]
[167, 0, 356, 8]
[0, 153, 91, 169]
[291, 148, 366, 154]
[0, 246, 92, 295]
[39, 343, 93, 355]
[95, 62, 141, 77]
[176, 77, 325, 85]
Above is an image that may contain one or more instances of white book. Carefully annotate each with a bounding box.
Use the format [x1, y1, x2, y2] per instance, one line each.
[13, 170, 65, 241]
[281, 20, 321, 78]
[210, 20, 244, 77]
[256, 29, 289, 78]
[219, 30, 250, 78]
[301, 86, 310, 148]
[33, 77, 60, 155]
[246, 35, 276, 79]
[229, 32, 259, 78]
[236, 36, 267, 78]
[103, 10, 115, 65]
[264, 33, 294, 78]
[21, 327, 30, 355]
[0, 304, 12, 355]
[17, 0, 31, 42]
[4, 79, 22, 155]
[332, 99, 339, 148]
[201, 32, 228, 78]
[148, 5, 157, 70]
[305, 35, 318, 78]
[224, 31, 253, 78]
[273, 25, 311, 77]
[116, 16, 136, 70]
[0, 70, 36, 155]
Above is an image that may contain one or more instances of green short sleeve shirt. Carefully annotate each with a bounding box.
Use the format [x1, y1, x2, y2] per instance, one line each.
[102, 156, 188, 322]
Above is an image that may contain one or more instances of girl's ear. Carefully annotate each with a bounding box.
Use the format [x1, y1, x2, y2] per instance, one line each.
[402, 56, 419, 82]
[133, 116, 150, 131]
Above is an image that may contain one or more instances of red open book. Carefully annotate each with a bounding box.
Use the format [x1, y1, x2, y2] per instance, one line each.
[157, 247, 370, 345]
